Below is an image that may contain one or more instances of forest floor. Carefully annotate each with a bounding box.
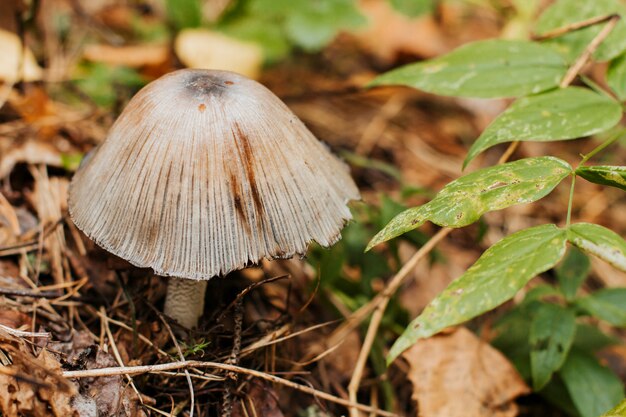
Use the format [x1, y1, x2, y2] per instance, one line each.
[1, 1, 626, 416]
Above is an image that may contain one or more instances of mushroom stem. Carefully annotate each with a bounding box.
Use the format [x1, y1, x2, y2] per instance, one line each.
[163, 277, 208, 329]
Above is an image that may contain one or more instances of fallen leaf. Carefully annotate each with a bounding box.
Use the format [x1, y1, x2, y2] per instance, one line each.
[0, 29, 43, 82]
[0, 329, 77, 417]
[0, 138, 63, 179]
[352, 0, 448, 63]
[50, 331, 148, 417]
[403, 327, 529, 417]
[174, 29, 264, 79]
[0, 310, 32, 330]
[599, 345, 626, 383]
[232, 381, 285, 417]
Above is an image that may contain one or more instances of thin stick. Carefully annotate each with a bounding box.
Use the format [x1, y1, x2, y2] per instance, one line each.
[497, 141, 519, 165]
[559, 15, 621, 88]
[0, 324, 50, 339]
[61, 360, 399, 417]
[91, 308, 169, 357]
[221, 297, 243, 417]
[147, 302, 195, 417]
[347, 227, 451, 417]
[0, 287, 67, 299]
[0, 217, 64, 256]
[533, 14, 619, 40]
[100, 308, 143, 405]
[324, 227, 451, 354]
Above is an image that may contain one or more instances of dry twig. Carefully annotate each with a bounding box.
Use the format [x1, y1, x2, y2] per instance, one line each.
[61, 360, 399, 417]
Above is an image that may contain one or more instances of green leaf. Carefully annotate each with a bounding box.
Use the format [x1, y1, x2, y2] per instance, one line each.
[387, 224, 568, 363]
[219, 16, 291, 62]
[577, 288, 626, 327]
[539, 376, 580, 417]
[492, 308, 533, 380]
[535, 0, 626, 62]
[530, 303, 576, 390]
[560, 349, 624, 417]
[573, 323, 618, 352]
[465, 88, 622, 166]
[367, 157, 571, 250]
[567, 223, 626, 272]
[73, 63, 146, 108]
[389, 0, 434, 17]
[285, 0, 366, 50]
[556, 247, 591, 301]
[576, 166, 626, 192]
[60, 153, 84, 172]
[165, 0, 202, 29]
[369, 39, 567, 98]
[608, 53, 626, 100]
[602, 399, 626, 417]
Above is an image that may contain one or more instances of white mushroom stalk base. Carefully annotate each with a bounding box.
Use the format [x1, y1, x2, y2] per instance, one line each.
[163, 277, 208, 329]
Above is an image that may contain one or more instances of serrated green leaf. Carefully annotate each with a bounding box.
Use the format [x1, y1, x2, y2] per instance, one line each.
[560, 349, 624, 417]
[369, 39, 566, 98]
[535, 0, 626, 62]
[602, 399, 626, 417]
[567, 223, 626, 272]
[576, 165, 626, 192]
[389, 0, 433, 17]
[465, 88, 622, 166]
[557, 247, 591, 301]
[367, 157, 571, 250]
[577, 288, 626, 327]
[530, 303, 576, 390]
[387, 224, 568, 363]
[608, 53, 626, 100]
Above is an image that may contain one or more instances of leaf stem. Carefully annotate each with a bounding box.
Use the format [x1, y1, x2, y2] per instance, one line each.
[559, 15, 621, 88]
[579, 129, 626, 166]
[566, 173, 576, 228]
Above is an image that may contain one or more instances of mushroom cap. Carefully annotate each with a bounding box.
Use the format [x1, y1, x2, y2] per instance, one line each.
[69, 69, 359, 280]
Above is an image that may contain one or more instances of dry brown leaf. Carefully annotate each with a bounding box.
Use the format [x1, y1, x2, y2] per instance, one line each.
[0, 138, 63, 178]
[10, 86, 56, 124]
[599, 345, 626, 383]
[232, 381, 285, 417]
[0, 329, 77, 417]
[403, 327, 529, 417]
[50, 331, 148, 417]
[27, 167, 69, 284]
[352, 0, 448, 63]
[0, 310, 32, 330]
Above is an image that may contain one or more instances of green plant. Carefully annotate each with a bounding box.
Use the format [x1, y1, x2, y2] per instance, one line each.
[163, 0, 366, 61]
[366, 1, 626, 416]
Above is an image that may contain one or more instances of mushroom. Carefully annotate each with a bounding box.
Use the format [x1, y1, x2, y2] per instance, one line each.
[68, 69, 359, 328]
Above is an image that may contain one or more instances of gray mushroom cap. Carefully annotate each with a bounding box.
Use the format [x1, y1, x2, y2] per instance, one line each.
[68, 69, 360, 280]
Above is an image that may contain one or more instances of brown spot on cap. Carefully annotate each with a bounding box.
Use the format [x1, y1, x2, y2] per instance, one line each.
[233, 122, 264, 218]
[225, 81, 234, 85]
[198, 103, 206, 112]
[229, 171, 251, 233]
